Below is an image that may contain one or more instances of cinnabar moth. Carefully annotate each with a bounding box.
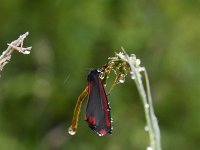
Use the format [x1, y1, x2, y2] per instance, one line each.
[85, 69, 112, 136]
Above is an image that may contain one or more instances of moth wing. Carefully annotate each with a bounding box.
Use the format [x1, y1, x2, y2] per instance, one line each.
[85, 76, 112, 136]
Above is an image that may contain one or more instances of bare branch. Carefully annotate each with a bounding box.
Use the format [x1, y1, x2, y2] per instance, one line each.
[0, 32, 32, 71]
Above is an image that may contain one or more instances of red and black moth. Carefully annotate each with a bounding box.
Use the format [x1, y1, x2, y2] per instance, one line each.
[85, 69, 112, 136]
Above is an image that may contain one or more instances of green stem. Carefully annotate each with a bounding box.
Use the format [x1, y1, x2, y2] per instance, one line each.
[144, 68, 161, 150]
[124, 53, 161, 150]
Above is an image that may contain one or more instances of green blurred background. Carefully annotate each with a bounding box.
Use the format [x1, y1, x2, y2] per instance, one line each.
[0, 0, 200, 150]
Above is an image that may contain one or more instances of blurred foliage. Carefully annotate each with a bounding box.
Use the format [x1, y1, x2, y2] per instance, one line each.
[0, 0, 200, 150]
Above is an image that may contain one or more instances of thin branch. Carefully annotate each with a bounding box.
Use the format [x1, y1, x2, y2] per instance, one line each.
[0, 32, 32, 71]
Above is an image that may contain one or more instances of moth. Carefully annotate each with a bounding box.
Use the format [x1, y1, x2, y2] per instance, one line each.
[85, 69, 112, 136]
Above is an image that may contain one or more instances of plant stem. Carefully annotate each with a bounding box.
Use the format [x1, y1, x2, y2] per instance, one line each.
[0, 32, 32, 71]
[124, 54, 162, 150]
[144, 68, 161, 150]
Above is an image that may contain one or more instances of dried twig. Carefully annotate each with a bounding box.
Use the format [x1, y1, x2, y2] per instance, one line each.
[0, 32, 32, 71]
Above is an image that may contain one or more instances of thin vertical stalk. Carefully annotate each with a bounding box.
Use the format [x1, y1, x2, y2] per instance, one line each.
[144, 69, 161, 150]
[124, 53, 161, 150]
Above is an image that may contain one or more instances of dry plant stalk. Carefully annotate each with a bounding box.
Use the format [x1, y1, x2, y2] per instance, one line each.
[0, 32, 32, 71]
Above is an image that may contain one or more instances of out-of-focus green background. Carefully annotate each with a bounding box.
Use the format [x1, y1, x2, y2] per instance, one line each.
[0, 0, 200, 150]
